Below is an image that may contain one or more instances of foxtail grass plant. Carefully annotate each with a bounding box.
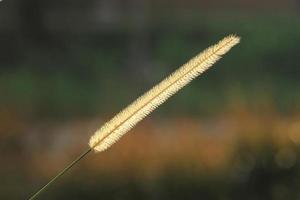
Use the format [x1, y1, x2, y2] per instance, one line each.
[28, 34, 240, 200]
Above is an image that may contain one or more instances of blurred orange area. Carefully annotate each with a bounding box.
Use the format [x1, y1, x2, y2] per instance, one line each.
[9, 109, 297, 180]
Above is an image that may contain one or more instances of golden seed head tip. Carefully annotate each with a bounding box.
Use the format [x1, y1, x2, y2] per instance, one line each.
[229, 34, 241, 43]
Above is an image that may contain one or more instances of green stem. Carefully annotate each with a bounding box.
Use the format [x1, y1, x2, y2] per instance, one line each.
[28, 148, 92, 200]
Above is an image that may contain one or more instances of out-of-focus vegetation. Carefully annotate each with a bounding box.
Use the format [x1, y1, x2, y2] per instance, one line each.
[0, 0, 300, 199]
[1, 1, 300, 118]
[3, 113, 300, 199]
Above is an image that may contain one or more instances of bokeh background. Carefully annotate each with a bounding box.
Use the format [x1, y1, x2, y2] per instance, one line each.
[1, 0, 300, 199]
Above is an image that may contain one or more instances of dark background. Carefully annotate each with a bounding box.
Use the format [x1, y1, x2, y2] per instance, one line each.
[1, 0, 300, 199]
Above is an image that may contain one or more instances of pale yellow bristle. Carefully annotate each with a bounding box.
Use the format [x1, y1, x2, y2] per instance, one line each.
[89, 35, 240, 152]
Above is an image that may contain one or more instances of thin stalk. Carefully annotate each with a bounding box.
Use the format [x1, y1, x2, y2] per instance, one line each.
[28, 148, 92, 200]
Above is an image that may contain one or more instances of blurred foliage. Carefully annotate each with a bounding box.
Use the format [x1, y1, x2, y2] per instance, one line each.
[0, 12, 300, 118]
[2, 113, 300, 200]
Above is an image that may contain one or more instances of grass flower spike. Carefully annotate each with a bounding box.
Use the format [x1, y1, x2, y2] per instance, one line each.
[89, 34, 240, 152]
[28, 34, 240, 200]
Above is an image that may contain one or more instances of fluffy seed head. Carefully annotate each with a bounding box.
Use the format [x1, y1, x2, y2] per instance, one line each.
[89, 35, 240, 152]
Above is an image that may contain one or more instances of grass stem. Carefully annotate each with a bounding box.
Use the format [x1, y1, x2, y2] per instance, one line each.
[28, 148, 92, 200]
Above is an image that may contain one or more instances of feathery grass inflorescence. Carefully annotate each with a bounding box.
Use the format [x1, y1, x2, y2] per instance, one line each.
[89, 34, 240, 152]
[28, 34, 240, 200]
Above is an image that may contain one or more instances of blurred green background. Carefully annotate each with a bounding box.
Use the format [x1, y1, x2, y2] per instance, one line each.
[1, 0, 300, 199]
